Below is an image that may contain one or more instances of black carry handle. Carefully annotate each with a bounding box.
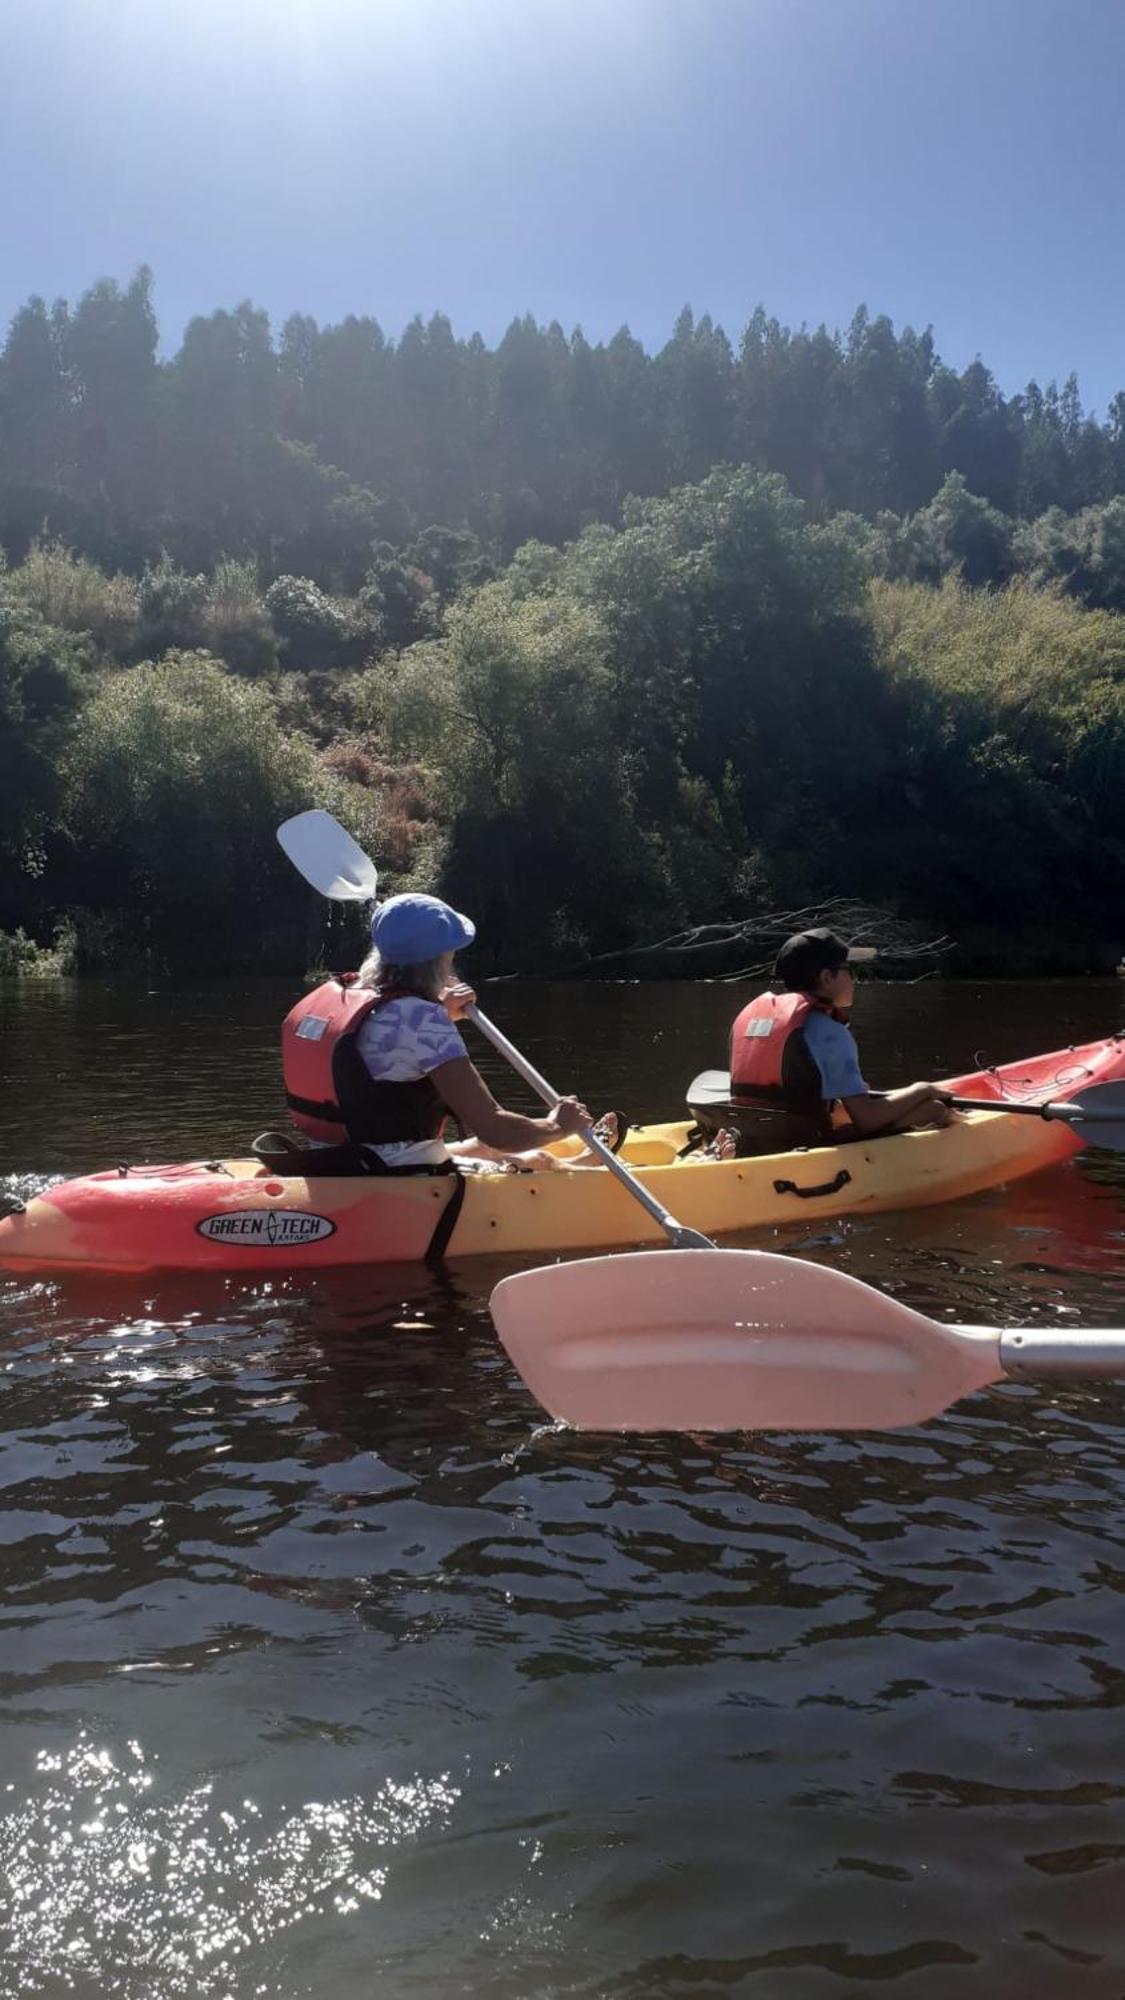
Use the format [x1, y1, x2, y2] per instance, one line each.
[772, 1169, 853, 1201]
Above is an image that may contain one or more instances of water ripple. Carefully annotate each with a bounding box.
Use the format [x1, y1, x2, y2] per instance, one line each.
[4, 981, 1125, 1995]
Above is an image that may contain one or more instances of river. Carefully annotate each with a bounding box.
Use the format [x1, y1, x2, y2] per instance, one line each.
[2, 976, 1125, 1998]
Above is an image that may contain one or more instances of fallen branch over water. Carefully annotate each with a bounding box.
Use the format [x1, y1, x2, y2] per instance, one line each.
[539, 899, 956, 982]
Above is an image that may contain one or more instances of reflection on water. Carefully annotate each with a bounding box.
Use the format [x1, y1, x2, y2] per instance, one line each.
[3, 979, 1125, 1996]
[1, 1735, 458, 1997]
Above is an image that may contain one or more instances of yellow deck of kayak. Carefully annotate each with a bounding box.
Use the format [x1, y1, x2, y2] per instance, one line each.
[444, 1106, 1082, 1255]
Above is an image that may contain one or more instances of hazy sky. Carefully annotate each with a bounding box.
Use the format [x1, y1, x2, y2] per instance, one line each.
[3, 0, 1123, 409]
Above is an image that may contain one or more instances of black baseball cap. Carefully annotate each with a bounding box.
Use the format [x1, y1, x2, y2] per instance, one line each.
[773, 927, 877, 991]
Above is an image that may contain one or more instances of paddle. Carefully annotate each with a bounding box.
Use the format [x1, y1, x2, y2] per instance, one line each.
[276, 811, 712, 1248]
[945, 1083, 1125, 1140]
[278, 809, 378, 902]
[489, 1248, 1125, 1433]
[459, 1006, 713, 1248]
[686, 1069, 1125, 1152]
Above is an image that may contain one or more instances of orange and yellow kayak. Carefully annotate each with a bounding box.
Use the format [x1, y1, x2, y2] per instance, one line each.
[1, 1037, 1121, 1276]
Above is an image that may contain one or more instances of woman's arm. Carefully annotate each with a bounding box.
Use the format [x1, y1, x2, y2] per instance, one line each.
[431, 1057, 588, 1151]
[840, 1083, 953, 1135]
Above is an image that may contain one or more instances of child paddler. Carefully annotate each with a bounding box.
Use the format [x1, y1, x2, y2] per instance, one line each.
[727, 927, 955, 1155]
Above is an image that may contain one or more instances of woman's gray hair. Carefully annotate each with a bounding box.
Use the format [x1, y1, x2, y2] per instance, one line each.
[357, 946, 449, 1001]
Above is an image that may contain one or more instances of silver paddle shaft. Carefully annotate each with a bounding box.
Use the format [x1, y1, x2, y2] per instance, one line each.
[997, 1327, 1125, 1376]
[950, 1096, 1115, 1123]
[952, 1324, 1125, 1377]
[467, 1005, 713, 1250]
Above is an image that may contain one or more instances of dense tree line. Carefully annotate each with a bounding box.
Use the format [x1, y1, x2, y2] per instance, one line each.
[4, 458, 1125, 976]
[5, 272, 1125, 583]
[5, 272, 1125, 974]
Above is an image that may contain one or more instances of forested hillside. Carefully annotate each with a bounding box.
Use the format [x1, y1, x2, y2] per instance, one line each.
[3, 270, 1125, 974]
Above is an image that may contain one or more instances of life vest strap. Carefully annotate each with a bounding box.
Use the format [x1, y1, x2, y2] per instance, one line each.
[285, 1089, 341, 1122]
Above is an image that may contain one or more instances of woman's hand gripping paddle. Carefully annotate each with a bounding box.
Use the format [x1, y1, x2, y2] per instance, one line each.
[489, 1249, 1125, 1434]
[275, 809, 711, 1248]
[461, 1005, 712, 1248]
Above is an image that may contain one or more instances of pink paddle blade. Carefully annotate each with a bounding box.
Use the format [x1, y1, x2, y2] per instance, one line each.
[490, 1249, 1002, 1434]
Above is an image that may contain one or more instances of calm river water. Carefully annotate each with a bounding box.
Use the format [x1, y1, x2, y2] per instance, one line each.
[2, 977, 1125, 1999]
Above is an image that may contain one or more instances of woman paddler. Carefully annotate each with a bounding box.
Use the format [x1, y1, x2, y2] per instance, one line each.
[282, 891, 595, 1174]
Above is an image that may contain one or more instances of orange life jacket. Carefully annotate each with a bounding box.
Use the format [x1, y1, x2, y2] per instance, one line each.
[729, 990, 847, 1125]
[282, 976, 448, 1147]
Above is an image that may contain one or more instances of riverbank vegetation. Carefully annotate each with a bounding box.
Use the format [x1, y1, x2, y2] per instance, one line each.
[4, 271, 1125, 973]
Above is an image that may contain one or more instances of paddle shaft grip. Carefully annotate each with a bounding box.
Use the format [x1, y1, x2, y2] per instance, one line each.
[997, 1327, 1125, 1377]
[466, 1005, 713, 1249]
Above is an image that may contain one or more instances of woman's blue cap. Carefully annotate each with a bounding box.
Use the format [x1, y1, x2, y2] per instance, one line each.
[370, 892, 476, 962]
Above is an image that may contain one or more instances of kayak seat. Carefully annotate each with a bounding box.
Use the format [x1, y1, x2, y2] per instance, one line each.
[251, 1131, 373, 1177]
[684, 1072, 826, 1158]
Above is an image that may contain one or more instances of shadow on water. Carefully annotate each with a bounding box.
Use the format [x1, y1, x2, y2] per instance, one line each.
[4, 979, 1125, 1995]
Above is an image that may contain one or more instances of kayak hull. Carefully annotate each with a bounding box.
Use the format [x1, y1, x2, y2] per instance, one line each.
[2, 1036, 1122, 1276]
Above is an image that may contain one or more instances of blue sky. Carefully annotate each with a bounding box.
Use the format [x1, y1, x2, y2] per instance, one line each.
[2, 0, 1123, 410]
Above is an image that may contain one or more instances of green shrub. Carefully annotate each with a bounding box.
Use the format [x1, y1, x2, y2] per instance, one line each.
[138, 553, 209, 653]
[61, 650, 367, 967]
[8, 540, 139, 655]
[264, 573, 352, 668]
[202, 559, 277, 675]
[863, 576, 1125, 939]
[0, 596, 87, 870]
[0, 919, 77, 977]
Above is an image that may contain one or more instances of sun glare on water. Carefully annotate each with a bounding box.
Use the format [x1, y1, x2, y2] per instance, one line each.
[0, 1735, 460, 1996]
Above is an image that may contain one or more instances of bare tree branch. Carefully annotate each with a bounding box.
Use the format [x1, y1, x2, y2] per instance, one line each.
[526, 897, 956, 980]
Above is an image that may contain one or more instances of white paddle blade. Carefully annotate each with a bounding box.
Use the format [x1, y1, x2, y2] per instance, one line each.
[491, 1250, 1002, 1434]
[277, 810, 377, 902]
